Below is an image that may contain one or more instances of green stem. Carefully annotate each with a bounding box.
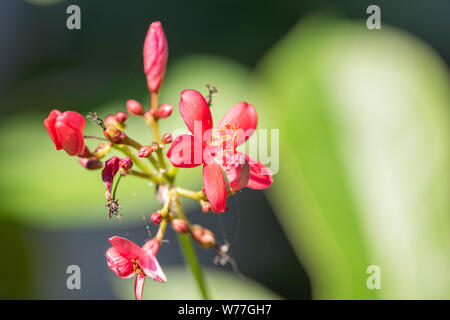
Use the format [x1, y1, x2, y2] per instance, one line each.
[148, 92, 168, 171]
[133, 92, 208, 299]
[156, 218, 168, 242]
[174, 193, 209, 299]
[156, 149, 167, 170]
[176, 187, 204, 201]
[112, 174, 122, 200]
[113, 145, 164, 184]
[148, 155, 159, 170]
[177, 233, 210, 300]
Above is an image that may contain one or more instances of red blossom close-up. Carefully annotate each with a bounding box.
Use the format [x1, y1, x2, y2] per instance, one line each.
[2, 0, 449, 307]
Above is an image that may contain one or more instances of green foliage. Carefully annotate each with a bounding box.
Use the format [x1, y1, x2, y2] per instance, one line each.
[253, 18, 450, 299]
[0, 217, 32, 299]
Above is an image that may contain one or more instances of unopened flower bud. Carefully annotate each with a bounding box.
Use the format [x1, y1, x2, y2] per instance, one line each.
[115, 112, 128, 123]
[94, 143, 109, 154]
[119, 157, 133, 170]
[200, 200, 212, 213]
[172, 219, 189, 233]
[104, 114, 118, 127]
[151, 212, 163, 224]
[139, 145, 153, 158]
[161, 133, 173, 144]
[104, 125, 126, 144]
[151, 141, 159, 152]
[143, 21, 168, 93]
[191, 224, 216, 248]
[126, 99, 144, 116]
[156, 104, 173, 118]
[79, 157, 103, 170]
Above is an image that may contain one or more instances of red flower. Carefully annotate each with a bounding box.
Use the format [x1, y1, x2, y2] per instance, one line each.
[143, 21, 168, 93]
[44, 109, 86, 156]
[167, 89, 273, 213]
[106, 236, 166, 300]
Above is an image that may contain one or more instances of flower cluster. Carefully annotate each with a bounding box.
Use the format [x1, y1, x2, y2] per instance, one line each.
[43, 21, 273, 300]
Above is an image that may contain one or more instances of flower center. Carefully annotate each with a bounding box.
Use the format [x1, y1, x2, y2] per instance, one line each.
[132, 259, 146, 276]
[207, 124, 239, 164]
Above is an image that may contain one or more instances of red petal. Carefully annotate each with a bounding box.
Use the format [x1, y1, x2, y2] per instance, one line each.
[143, 21, 168, 93]
[140, 253, 167, 283]
[142, 239, 160, 255]
[55, 123, 82, 156]
[61, 111, 86, 129]
[179, 90, 213, 142]
[106, 247, 134, 278]
[218, 102, 257, 145]
[55, 111, 86, 156]
[43, 109, 63, 150]
[246, 154, 273, 190]
[224, 153, 250, 190]
[166, 134, 203, 168]
[202, 163, 227, 213]
[134, 274, 146, 300]
[109, 236, 144, 260]
[102, 157, 121, 200]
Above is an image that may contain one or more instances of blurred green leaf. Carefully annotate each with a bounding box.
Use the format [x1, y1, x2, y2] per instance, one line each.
[113, 267, 281, 300]
[0, 55, 250, 228]
[253, 18, 450, 299]
[0, 217, 32, 299]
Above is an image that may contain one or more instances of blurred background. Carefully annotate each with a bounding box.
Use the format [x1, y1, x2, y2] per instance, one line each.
[0, 0, 449, 299]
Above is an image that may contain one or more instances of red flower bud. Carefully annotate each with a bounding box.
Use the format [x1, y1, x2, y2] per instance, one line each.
[94, 143, 108, 154]
[79, 157, 103, 170]
[191, 224, 216, 248]
[44, 109, 86, 156]
[139, 145, 153, 158]
[151, 141, 159, 152]
[119, 157, 133, 170]
[126, 99, 144, 116]
[151, 212, 163, 224]
[143, 21, 168, 93]
[156, 104, 173, 118]
[115, 112, 128, 123]
[172, 219, 189, 233]
[104, 114, 118, 127]
[104, 126, 126, 144]
[161, 133, 173, 144]
[200, 201, 212, 213]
